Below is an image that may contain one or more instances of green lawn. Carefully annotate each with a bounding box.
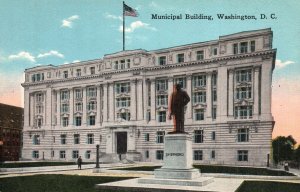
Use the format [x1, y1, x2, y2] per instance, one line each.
[0, 162, 93, 168]
[0, 174, 133, 192]
[114, 165, 294, 176]
[236, 181, 300, 192]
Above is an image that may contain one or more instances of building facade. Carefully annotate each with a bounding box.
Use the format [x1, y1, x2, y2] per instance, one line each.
[22, 28, 276, 166]
[0, 103, 23, 161]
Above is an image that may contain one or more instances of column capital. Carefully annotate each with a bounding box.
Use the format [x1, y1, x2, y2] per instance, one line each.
[167, 76, 173, 82]
[186, 73, 192, 80]
[253, 65, 261, 72]
[228, 68, 235, 74]
[149, 77, 156, 83]
[206, 71, 213, 76]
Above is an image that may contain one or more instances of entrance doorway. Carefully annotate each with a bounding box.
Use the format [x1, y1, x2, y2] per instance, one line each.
[116, 132, 127, 154]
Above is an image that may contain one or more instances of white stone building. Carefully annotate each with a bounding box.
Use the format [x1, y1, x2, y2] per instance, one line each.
[22, 28, 276, 166]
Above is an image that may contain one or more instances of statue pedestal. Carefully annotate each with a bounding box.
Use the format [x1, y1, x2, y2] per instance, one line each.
[138, 133, 213, 186]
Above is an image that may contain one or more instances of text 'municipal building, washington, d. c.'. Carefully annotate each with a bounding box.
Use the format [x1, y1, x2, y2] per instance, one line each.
[21, 28, 275, 166]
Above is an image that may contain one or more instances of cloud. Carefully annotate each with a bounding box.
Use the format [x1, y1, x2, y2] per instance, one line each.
[72, 60, 80, 63]
[61, 15, 79, 28]
[37, 50, 64, 58]
[276, 59, 295, 69]
[105, 13, 122, 21]
[8, 51, 36, 62]
[119, 21, 157, 33]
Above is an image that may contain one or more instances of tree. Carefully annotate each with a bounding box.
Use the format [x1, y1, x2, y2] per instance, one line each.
[294, 145, 300, 163]
[272, 135, 296, 165]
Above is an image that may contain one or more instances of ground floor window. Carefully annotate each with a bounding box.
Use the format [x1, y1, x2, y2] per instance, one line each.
[85, 150, 91, 159]
[32, 151, 39, 159]
[211, 150, 215, 159]
[72, 150, 79, 159]
[156, 150, 164, 160]
[60, 150, 66, 159]
[157, 111, 166, 122]
[194, 109, 204, 121]
[145, 150, 149, 159]
[238, 150, 248, 161]
[51, 150, 54, 157]
[194, 150, 203, 160]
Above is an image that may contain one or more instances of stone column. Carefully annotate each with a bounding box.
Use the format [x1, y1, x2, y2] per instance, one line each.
[206, 72, 212, 120]
[150, 78, 156, 121]
[24, 90, 30, 127]
[69, 88, 74, 126]
[108, 82, 114, 122]
[103, 83, 108, 122]
[82, 87, 87, 126]
[130, 79, 137, 121]
[228, 69, 234, 117]
[56, 90, 61, 126]
[137, 79, 143, 120]
[217, 66, 228, 121]
[261, 60, 272, 120]
[46, 88, 52, 127]
[96, 85, 101, 125]
[51, 90, 56, 126]
[168, 76, 173, 98]
[253, 66, 260, 117]
[186, 74, 192, 121]
[143, 78, 149, 122]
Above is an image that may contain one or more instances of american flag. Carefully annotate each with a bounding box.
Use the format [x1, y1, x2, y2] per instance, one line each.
[124, 3, 138, 17]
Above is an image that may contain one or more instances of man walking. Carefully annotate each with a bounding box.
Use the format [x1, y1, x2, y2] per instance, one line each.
[77, 156, 82, 170]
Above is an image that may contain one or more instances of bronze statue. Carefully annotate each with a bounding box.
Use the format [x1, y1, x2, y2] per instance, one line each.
[168, 84, 190, 133]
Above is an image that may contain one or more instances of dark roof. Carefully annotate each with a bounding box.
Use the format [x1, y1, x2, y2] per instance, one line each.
[0, 103, 24, 129]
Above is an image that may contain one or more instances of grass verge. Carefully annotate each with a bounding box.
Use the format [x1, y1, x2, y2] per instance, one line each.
[236, 181, 300, 192]
[0, 162, 93, 168]
[0, 174, 133, 192]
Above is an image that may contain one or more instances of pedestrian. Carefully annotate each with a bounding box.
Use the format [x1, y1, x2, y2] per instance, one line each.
[284, 161, 289, 171]
[77, 156, 82, 170]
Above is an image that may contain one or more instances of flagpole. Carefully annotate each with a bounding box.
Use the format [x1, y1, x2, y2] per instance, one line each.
[123, 1, 125, 51]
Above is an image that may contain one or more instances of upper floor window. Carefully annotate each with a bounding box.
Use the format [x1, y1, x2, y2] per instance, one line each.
[61, 103, 69, 113]
[36, 105, 43, 114]
[36, 93, 43, 102]
[194, 130, 203, 143]
[75, 89, 82, 99]
[195, 109, 204, 121]
[236, 87, 252, 100]
[76, 69, 81, 77]
[61, 134, 66, 144]
[33, 135, 40, 145]
[177, 53, 184, 63]
[156, 79, 168, 91]
[114, 59, 130, 70]
[87, 134, 94, 144]
[157, 111, 166, 122]
[213, 48, 218, 55]
[212, 73, 217, 86]
[213, 90, 217, 102]
[87, 87, 96, 97]
[88, 101, 96, 111]
[159, 56, 166, 65]
[233, 43, 238, 54]
[156, 131, 165, 143]
[31, 73, 44, 82]
[235, 106, 253, 119]
[212, 107, 217, 120]
[236, 69, 252, 83]
[115, 82, 130, 94]
[75, 116, 82, 126]
[61, 90, 69, 100]
[197, 50, 204, 60]
[90, 66, 95, 75]
[116, 97, 131, 108]
[193, 75, 206, 87]
[240, 42, 248, 53]
[63, 71, 68, 78]
[193, 91, 206, 103]
[75, 102, 82, 112]
[237, 128, 249, 142]
[74, 134, 80, 144]
[62, 117, 69, 127]
[250, 41, 255, 52]
[174, 77, 186, 89]
[157, 95, 168, 106]
[88, 116, 95, 126]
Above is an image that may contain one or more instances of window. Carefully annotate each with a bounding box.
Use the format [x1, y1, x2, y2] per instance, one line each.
[36, 105, 43, 114]
[85, 150, 91, 159]
[156, 150, 164, 160]
[177, 53, 184, 63]
[120, 60, 125, 69]
[213, 90, 217, 102]
[238, 128, 249, 142]
[145, 133, 150, 141]
[61, 103, 69, 113]
[145, 150, 149, 158]
[115, 82, 130, 94]
[238, 150, 248, 161]
[76, 69, 81, 77]
[240, 42, 248, 53]
[88, 101, 96, 111]
[36, 118, 42, 127]
[174, 77, 186, 89]
[212, 131, 216, 140]
[195, 109, 204, 121]
[63, 71, 68, 78]
[51, 150, 54, 157]
[72, 150, 79, 159]
[62, 117, 69, 127]
[87, 134, 94, 144]
[236, 70, 252, 82]
[60, 151, 66, 158]
[193, 91, 206, 103]
[117, 112, 130, 121]
[233, 43, 238, 54]
[114, 61, 119, 70]
[196, 50, 204, 60]
[212, 73, 217, 86]
[156, 79, 168, 91]
[75, 89, 82, 99]
[36, 93, 43, 102]
[75, 103, 82, 112]
[194, 130, 203, 143]
[156, 131, 165, 143]
[159, 56, 166, 65]
[74, 134, 80, 144]
[250, 41, 255, 52]
[33, 135, 40, 145]
[213, 48, 218, 55]
[116, 97, 130, 108]
[31, 73, 44, 82]
[157, 95, 168, 106]
[75, 116, 82, 126]
[193, 75, 206, 87]
[61, 134, 66, 144]
[126, 59, 130, 68]
[194, 150, 203, 160]
[87, 87, 96, 97]
[61, 90, 69, 100]
[53, 136, 55, 143]
[236, 87, 252, 99]
[158, 111, 166, 122]
[212, 107, 217, 120]
[90, 67, 95, 75]
[47, 72, 51, 78]
[211, 150, 215, 159]
[32, 151, 39, 159]
[89, 116, 95, 125]
[235, 106, 253, 119]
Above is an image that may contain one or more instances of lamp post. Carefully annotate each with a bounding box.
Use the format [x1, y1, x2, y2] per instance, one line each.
[95, 144, 100, 168]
